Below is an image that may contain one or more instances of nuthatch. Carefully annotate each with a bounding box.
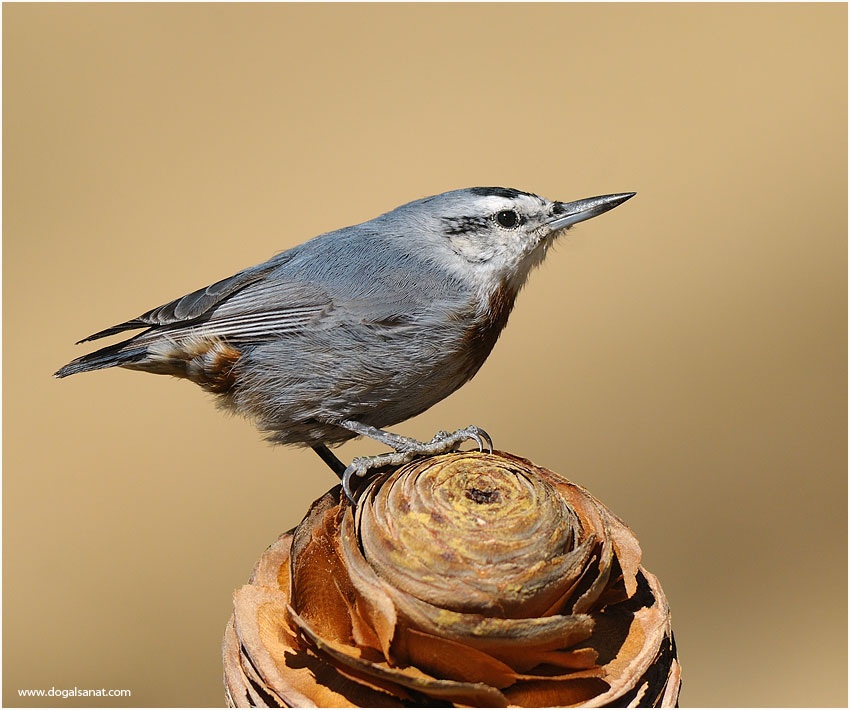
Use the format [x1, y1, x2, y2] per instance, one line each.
[56, 187, 635, 497]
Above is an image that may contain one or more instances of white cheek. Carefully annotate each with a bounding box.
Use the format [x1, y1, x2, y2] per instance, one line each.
[439, 229, 547, 302]
[450, 237, 496, 263]
[503, 235, 550, 292]
[494, 230, 539, 268]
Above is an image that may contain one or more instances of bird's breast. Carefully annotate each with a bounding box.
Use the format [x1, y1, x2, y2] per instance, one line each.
[456, 281, 519, 382]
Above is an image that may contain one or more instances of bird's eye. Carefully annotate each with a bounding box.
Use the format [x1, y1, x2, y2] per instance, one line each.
[495, 210, 521, 229]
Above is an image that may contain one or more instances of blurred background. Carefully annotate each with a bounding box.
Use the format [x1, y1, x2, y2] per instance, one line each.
[4, 3, 846, 707]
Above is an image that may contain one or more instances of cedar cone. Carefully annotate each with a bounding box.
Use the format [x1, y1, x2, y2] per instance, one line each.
[223, 451, 681, 707]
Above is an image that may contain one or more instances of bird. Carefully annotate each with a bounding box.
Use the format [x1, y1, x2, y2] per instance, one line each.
[56, 187, 635, 497]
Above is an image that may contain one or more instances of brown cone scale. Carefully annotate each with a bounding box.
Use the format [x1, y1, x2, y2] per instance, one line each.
[223, 451, 681, 707]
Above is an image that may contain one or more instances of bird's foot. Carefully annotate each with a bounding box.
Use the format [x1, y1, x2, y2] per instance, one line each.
[339, 423, 493, 501]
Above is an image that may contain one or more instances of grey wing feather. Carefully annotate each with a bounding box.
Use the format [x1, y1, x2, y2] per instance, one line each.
[77, 246, 339, 345]
[77, 256, 306, 343]
[156, 276, 334, 343]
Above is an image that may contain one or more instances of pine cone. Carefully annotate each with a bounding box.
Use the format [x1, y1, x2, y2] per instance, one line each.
[223, 451, 681, 707]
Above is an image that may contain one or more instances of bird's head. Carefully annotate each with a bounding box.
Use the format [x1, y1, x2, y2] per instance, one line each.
[388, 187, 635, 294]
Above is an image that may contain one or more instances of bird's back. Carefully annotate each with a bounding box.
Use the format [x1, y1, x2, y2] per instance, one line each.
[56, 221, 504, 445]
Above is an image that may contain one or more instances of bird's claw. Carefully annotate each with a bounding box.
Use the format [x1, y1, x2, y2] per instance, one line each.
[465, 425, 494, 454]
[341, 458, 369, 501]
[341, 424, 494, 502]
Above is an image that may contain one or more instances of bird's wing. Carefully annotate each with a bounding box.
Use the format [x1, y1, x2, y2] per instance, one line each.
[77, 255, 335, 345]
[76, 230, 471, 348]
[179, 274, 335, 343]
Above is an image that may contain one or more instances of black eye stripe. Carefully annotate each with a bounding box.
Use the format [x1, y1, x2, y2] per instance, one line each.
[441, 210, 524, 236]
[442, 216, 489, 236]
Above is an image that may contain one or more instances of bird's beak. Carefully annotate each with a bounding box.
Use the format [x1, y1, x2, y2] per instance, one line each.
[548, 192, 636, 231]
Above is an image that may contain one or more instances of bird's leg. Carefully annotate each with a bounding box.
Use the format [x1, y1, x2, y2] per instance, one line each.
[311, 444, 347, 479]
[334, 420, 493, 500]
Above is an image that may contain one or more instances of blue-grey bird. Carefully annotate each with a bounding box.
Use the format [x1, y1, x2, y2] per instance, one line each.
[55, 187, 635, 496]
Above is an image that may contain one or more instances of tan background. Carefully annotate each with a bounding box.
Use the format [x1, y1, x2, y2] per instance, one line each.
[4, 3, 846, 707]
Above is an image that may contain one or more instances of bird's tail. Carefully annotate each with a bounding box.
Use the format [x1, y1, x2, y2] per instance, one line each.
[54, 339, 149, 378]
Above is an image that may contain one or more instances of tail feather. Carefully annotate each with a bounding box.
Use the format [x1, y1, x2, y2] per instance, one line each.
[54, 340, 149, 378]
[75, 319, 149, 344]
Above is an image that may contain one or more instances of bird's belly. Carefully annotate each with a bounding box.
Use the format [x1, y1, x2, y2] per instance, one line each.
[228, 323, 485, 446]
